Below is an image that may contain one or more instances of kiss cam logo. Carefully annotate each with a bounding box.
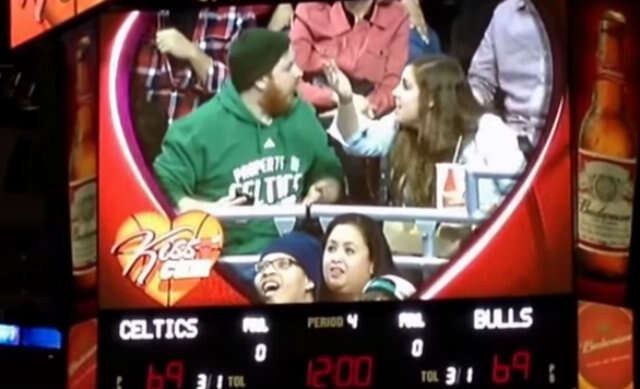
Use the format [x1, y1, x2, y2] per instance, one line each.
[111, 211, 223, 306]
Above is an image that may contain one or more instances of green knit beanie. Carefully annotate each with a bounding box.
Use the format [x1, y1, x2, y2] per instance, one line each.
[228, 28, 290, 92]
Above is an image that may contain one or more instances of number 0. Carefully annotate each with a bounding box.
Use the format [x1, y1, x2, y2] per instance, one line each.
[255, 343, 267, 362]
[411, 339, 423, 358]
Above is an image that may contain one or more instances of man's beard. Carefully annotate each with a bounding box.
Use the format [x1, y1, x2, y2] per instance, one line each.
[258, 80, 294, 118]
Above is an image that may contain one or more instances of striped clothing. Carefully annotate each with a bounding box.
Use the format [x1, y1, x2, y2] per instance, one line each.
[135, 7, 257, 123]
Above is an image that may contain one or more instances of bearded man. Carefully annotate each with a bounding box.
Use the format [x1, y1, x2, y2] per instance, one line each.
[153, 28, 343, 256]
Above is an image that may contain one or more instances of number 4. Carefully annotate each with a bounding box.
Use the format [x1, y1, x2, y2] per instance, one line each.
[347, 314, 358, 329]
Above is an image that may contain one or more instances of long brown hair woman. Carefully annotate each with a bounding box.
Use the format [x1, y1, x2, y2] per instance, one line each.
[324, 54, 525, 207]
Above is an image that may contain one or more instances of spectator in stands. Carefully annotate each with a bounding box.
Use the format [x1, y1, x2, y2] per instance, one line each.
[402, 0, 442, 63]
[319, 213, 410, 302]
[154, 28, 343, 258]
[449, 0, 501, 72]
[324, 55, 525, 209]
[254, 232, 322, 304]
[360, 274, 417, 301]
[290, 0, 410, 118]
[290, 0, 409, 204]
[132, 6, 258, 165]
[467, 0, 551, 149]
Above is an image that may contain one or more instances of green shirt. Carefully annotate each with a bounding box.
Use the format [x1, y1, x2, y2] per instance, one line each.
[154, 81, 343, 254]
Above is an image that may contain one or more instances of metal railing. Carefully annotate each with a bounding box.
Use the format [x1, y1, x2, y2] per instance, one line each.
[206, 167, 521, 272]
[209, 204, 306, 236]
[464, 168, 521, 217]
[217, 254, 448, 281]
[218, 255, 449, 267]
[309, 204, 483, 258]
[208, 204, 477, 269]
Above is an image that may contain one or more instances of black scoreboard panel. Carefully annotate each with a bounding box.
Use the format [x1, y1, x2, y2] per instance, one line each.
[98, 295, 576, 389]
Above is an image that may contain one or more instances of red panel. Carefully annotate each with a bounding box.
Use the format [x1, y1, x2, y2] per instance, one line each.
[10, 0, 112, 47]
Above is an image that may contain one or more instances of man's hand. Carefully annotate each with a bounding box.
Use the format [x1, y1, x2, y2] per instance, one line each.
[156, 28, 198, 61]
[211, 194, 249, 207]
[178, 195, 248, 214]
[303, 178, 341, 205]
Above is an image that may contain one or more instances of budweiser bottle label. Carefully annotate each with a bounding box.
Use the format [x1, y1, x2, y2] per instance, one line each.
[69, 176, 97, 272]
[577, 148, 635, 254]
[578, 302, 633, 389]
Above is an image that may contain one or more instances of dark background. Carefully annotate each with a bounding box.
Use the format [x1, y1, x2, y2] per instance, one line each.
[0, 3, 71, 326]
[1, 2, 68, 389]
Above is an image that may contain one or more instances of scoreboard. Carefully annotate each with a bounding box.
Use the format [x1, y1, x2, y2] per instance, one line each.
[99, 296, 577, 389]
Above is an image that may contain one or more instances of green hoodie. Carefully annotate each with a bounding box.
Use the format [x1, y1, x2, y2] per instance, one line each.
[153, 81, 343, 255]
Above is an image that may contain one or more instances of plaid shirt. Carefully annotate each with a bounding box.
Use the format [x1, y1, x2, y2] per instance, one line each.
[135, 7, 257, 123]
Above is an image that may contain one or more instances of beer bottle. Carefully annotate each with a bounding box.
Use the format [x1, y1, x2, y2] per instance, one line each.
[69, 36, 97, 292]
[576, 11, 636, 280]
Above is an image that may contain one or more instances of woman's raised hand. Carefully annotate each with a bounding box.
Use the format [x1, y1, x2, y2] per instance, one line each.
[323, 60, 353, 104]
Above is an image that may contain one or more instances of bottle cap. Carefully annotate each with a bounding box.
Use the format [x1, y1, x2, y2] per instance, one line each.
[600, 10, 626, 33]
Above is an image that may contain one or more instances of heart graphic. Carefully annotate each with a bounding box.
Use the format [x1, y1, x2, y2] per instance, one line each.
[101, 6, 571, 307]
[111, 211, 223, 306]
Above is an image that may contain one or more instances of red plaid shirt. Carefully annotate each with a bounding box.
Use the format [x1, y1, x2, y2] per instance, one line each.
[135, 7, 257, 123]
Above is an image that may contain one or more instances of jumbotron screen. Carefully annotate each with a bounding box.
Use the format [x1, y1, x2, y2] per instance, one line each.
[91, 0, 640, 388]
[98, 0, 573, 309]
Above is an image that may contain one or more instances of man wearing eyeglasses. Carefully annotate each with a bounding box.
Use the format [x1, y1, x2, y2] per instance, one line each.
[253, 232, 322, 304]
